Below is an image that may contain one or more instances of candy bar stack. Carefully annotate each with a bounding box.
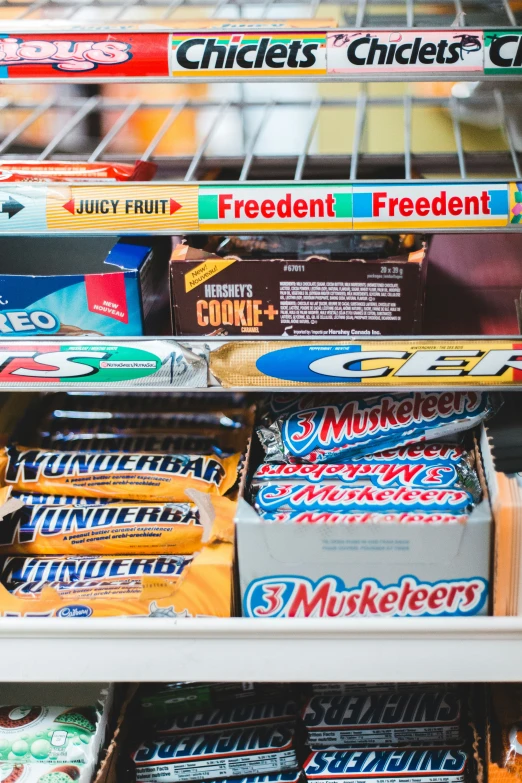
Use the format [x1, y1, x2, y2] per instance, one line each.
[302, 684, 471, 783]
[0, 392, 249, 617]
[130, 682, 303, 783]
[253, 392, 496, 526]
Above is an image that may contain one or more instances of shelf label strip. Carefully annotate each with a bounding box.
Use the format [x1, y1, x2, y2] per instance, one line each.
[0, 341, 208, 387]
[170, 31, 327, 77]
[210, 340, 522, 387]
[326, 30, 484, 75]
[0, 32, 170, 78]
[484, 31, 522, 75]
[0, 182, 517, 233]
[46, 184, 199, 231]
[0, 29, 519, 79]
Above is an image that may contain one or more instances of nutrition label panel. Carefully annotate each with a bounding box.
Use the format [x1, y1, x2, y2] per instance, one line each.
[279, 281, 402, 330]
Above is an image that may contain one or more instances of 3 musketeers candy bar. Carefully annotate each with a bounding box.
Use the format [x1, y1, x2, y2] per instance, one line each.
[258, 392, 499, 463]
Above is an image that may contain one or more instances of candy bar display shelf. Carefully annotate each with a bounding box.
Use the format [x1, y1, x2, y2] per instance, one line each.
[0, 0, 522, 683]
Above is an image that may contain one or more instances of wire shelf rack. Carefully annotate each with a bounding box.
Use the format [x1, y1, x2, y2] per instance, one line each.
[0, 84, 519, 181]
[0, 0, 520, 27]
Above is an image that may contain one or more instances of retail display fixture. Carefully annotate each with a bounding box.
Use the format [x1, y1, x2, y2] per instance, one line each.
[0, 0, 522, 682]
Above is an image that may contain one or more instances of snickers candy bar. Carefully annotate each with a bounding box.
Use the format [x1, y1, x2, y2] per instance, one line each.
[311, 684, 457, 695]
[134, 775, 301, 783]
[302, 690, 462, 749]
[254, 483, 474, 514]
[132, 725, 299, 783]
[251, 458, 481, 502]
[153, 700, 298, 735]
[258, 392, 499, 463]
[303, 748, 469, 783]
[139, 684, 294, 720]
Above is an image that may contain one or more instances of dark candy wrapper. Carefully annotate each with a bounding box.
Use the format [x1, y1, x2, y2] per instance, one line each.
[132, 725, 299, 783]
[302, 689, 462, 749]
[303, 748, 469, 782]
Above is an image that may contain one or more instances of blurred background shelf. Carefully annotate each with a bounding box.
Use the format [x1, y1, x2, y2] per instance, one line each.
[1, 86, 521, 181]
[0, 0, 519, 29]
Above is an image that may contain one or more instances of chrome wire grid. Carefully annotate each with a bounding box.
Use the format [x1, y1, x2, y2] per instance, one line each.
[0, 0, 519, 27]
[0, 84, 519, 181]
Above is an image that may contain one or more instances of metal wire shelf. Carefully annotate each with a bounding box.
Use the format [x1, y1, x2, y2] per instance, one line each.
[0, 0, 520, 27]
[0, 85, 519, 181]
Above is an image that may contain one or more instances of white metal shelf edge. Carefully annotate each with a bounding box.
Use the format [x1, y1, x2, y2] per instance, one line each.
[2, 617, 522, 681]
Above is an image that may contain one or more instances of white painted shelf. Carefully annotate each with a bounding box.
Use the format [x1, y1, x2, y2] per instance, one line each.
[3, 616, 522, 682]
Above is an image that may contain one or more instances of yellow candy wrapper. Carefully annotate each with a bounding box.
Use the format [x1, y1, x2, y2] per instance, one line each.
[0, 496, 237, 618]
[0, 543, 234, 618]
[0, 491, 234, 556]
[0, 445, 241, 502]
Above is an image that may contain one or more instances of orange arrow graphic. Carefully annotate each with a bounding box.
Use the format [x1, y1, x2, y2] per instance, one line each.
[63, 198, 75, 214]
[170, 199, 182, 215]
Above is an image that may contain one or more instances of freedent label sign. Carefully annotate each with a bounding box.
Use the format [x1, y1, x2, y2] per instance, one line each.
[484, 31, 522, 75]
[352, 183, 509, 229]
[198, 185, 352, 231]
[170, 32, 327, 76]
[327, 30, 483, 74]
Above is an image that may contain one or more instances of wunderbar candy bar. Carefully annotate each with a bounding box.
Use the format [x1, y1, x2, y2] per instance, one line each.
[303, 749, 469, 783]
[0, 446, 240, 502]
[0, 501, 233, 555]
[153, 700, 298, 735]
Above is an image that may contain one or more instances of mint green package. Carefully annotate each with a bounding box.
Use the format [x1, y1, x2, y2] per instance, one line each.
[0, 761, 82, 783]
[0, 706, 100, 767]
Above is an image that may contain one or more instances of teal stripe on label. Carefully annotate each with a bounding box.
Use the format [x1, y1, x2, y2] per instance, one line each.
[198, 194, 219, 220]
[333, 192, 352, 218]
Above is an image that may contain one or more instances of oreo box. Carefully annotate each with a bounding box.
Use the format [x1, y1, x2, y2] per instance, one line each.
[236, 429, 492, 619]
[0, 236, 171, 337]
[170, 236, 426, 337]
